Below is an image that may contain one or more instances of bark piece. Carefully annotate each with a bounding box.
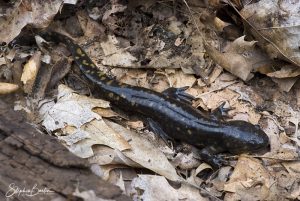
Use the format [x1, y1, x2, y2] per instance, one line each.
[0, 100, 131, 201]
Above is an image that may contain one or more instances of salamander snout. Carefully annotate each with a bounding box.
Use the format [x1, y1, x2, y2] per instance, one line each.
[226, 120, 269, 154]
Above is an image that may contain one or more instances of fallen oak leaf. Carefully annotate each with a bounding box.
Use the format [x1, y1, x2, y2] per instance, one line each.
[129, 175, 208, 201]
[205, 36, 271, 81]
[240, 0, 300, 67]
[90, 164, 128, 181]
[41, 84, 131, 157]
[105, 120, 180, 182]
[272, 77, 299, 92]
[0, 0, 69, 44]
[266, 65, 300, 78]
[224, 156, 272, 200]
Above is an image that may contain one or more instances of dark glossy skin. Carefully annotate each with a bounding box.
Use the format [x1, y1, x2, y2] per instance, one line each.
[41, 32, 269, 168]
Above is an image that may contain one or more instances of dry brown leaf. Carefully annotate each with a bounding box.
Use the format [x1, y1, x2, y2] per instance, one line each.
[88, 146, 118, 165]
[263, 118, 281, 152]
[282, 162, 300, 178]
[0, 82, 19, 94]
[228, 83, 264, 107]
[230, 102, 261, 125]
[130, 175, 208, 201]
[205, 36, 270, 81]
[224, 156, 272, 200]
[295, 81, 300, 106]
[0, 57, 6, 66]
[241, 0, 300, 66]
[199, 88, 239, 110]
[171, 152, 201, 170]
[262, 147, 299, 164]
[148, 49, 190, 69]
[201, 166, 233, 197]
[213, 17, 231, 32]
[272, 77, 299, 92]
[73, 188, 113, 201]
[89, 146, 140, 168]
[102, 1, 127, 24]
[101, 35, 138, 67]
[92, 107, 119, 118]
[167, 70, 197, 88]
[105, 120, 179, 182]
[0, 0, 66, 44]
[272, 101, 300, 144]
[272, 169, 300, 200]
[126, 120, 144, 130]
[267, 65, 300, 78]
[77, 11, 105, 38]
[65, 114, 178, 181]
[90, 164, 128, 181]
[41, 84, 110, 130]
[64, 119, 131, 157]
[21, 51, 41, 93]
[41, 85, 131, 158]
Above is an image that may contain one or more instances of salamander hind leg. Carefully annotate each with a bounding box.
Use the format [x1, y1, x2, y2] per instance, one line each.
[162, 86, 195, 104]
[146, 118, 176, 148]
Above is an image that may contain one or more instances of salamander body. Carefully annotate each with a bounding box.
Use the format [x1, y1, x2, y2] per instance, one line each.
[41, 32, 269, 167]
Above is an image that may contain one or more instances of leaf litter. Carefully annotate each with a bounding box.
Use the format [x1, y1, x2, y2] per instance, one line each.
[1, 0, 299, 200]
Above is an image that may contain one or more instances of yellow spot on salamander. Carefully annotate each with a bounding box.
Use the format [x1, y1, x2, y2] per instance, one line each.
[187, 130, 192, 135]
[90, 63, 96, 68]
[120, 94, 126, 98]
[106, 80, 114, 85]
[75, 56, 80, 60]
[108, 93, 114, 98]
[100, 76, 106, 81]
[115, 96, 120, 101]
[176, 127, 180, 131]
[82, 60, 89, 65]
[76, 48, 84, 56]
[98, 71, 105, 76]
[131, 101, 136, 106]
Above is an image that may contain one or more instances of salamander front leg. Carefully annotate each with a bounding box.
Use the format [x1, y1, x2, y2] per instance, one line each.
[198, 146, 228, 169]
[210, 102, 233, 121]
[162, 86, 195, 104]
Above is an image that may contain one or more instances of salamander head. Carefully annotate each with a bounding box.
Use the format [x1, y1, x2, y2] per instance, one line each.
[224, 120, 269, 154]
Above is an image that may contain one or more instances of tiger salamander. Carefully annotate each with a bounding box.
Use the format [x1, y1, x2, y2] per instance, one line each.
[41, 32, 269, 168]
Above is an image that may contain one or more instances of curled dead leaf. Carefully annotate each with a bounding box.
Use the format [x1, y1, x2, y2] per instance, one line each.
[0, 82, 19, 94]
[21, 51, 41, 93]
[224, 156, 271, 200]
[205, 36, 271, 81]
[41, 85, 131, 158]
[105, 120, 180, 182]
[129, 175, 207, 201]
[241, 0, 300, 67]
[0, 0, 65, 44]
